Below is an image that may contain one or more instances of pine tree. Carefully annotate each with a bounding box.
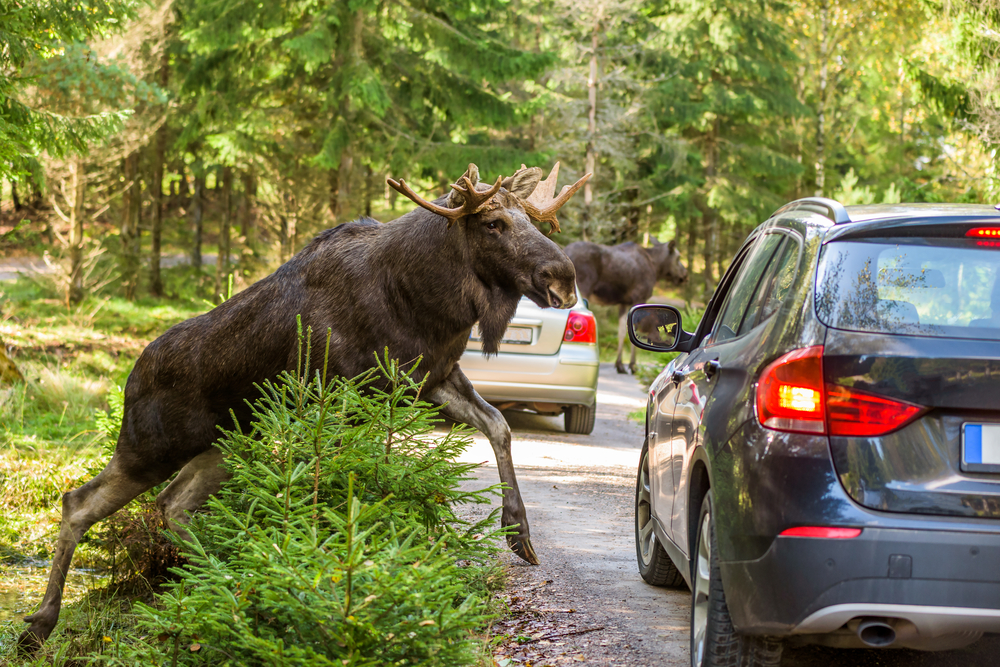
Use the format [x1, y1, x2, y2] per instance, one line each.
[0, 0, 139, 180]
[646, 0, 805, 295]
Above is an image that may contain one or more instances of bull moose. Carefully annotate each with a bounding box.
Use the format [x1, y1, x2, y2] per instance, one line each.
[564, 238, 687, 374]
[18, 162, 590, 652]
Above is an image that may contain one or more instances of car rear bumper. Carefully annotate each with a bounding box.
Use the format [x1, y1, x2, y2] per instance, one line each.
[722, 526, 1000, 636]
[459, 343, 598, 407]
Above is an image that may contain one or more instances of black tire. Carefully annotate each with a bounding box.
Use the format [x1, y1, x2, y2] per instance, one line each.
[691, 492, 782, 667]
[635, 445, 686, 587]
[564, 403, 596, 434]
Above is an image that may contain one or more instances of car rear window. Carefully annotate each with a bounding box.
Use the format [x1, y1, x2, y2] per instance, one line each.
[815, 237, 1000, 340]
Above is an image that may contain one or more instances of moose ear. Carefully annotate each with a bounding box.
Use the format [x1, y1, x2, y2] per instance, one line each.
[667, 239, 676, 251]
[502, 165, 544, 199]
[447, 163, 481, 207]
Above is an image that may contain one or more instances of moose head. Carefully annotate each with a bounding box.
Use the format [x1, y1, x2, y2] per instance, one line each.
[388, 163, 590, 351]
[650, 237, 688, 285]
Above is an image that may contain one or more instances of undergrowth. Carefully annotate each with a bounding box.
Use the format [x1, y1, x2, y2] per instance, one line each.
[1, 329, 505, 666]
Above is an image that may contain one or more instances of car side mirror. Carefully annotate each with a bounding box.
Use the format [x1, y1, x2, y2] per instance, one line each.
[628, 304, 693, 352]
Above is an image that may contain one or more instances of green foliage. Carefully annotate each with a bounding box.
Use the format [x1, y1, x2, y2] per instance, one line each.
[0, 0, 140, 178]
[95, 349, 501, 666]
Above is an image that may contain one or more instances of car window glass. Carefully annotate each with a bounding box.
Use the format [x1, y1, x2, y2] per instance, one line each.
[737, 238, 791, 336]
[713, 234, 783, 344]
[693, 239, 758, 346]
[737, 236, 800, 335]
[815, 237, 1000, 340]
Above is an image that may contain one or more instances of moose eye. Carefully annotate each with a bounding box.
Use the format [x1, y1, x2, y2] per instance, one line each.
[486, 221, 499, 231]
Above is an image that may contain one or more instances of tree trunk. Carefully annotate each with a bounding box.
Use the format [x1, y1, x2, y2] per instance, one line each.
[67, 159, 86, 306]
[328, 168, 340, 220]
[683, 213, 698, 303]
[190, 170, 204, 269]
[582, 4, 603, 242]
[150, 125, 166, 297]
[701, 119, 720, 297]
[330, 8, 364, 222]
[11, 181, 21, 211]
[0, 335, 23, 385]
[241, 171, 257, 251]
[364, 164, 374, 217]
[120, 151, 142, 300]
[814, 0, 829, 197]
[177, 162, 190, 201]
[215, 167, 233, 301]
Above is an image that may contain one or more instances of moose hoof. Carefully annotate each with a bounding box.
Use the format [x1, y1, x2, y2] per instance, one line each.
[508, 535, 540, 565]
[615, 363, 628, 374]
[16, 627, 44, 656]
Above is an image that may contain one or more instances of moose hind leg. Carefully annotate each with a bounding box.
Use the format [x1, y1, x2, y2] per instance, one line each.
[615, 305, 630, 374]
[155, 447, 230, 538]
[18, 454, 165, 653]
[427, 365, 539, 565]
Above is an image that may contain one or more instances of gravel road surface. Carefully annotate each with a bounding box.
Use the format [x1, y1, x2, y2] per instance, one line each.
[459, 363, 1000, 667]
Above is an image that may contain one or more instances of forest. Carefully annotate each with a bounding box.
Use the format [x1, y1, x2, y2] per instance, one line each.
[1, 0, 999, 304]
[3, 1, 1000, 663]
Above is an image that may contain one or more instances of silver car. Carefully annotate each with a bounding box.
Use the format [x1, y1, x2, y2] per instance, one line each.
[461, 294, 599, 434]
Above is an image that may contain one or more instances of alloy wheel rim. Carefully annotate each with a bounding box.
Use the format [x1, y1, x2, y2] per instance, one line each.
[692, 511, 712, 667]
[636, 451, 655, 564]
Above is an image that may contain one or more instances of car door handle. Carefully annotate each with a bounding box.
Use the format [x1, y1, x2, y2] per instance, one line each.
[705, 359, 721, 380]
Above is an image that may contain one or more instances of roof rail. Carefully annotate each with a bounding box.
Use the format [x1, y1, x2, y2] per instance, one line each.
[770, 197, 850, 224]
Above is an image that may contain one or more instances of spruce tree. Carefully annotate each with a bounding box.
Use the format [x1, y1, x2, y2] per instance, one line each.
[644, 0, 805, 295]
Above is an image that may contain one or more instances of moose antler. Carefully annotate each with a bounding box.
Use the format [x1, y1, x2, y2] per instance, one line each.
[387, 166, 503, 227]
[518, 162, 592, 234]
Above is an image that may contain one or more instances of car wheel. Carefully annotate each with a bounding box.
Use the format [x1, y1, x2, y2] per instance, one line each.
[564, 403, 596, 434]
[691, 491, 782, 667]
[635, 445, 685, 586]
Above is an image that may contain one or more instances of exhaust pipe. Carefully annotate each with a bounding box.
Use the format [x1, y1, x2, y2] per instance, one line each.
[856, 618, 897, 647]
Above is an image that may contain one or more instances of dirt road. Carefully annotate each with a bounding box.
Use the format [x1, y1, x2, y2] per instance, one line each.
[459, 363, 1000, 667]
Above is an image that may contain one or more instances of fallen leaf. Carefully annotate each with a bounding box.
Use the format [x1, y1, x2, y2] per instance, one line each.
[190, 643, 201, 652]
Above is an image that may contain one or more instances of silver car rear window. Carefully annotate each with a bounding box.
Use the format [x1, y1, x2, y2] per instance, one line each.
[815, 237, 1000, 340]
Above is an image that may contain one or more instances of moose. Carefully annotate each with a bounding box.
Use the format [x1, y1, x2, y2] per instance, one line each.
[564, 238, 687, 374]
[18, 162, 590, 652]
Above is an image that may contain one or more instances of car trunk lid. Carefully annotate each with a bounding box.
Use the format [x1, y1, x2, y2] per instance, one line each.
[816, 230, 1000, 519]
[465, 297, 569, 356]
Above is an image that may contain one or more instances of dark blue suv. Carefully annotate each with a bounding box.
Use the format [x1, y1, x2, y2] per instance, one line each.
[627, 199, 1000, 667]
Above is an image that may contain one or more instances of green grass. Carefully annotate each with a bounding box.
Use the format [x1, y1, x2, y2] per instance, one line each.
[0, 271, 212, 570]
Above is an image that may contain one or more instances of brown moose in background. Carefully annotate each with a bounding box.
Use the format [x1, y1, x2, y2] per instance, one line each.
[18, 162, 590, 652]
[565, 238, 688, 374]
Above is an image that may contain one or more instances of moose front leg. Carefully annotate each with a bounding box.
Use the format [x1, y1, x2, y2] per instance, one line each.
[615, 304, 631, 374]
[426, 365, 539, 565]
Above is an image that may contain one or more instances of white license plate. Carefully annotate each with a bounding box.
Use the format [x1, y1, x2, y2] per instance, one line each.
[962, 423, 1000, 472]
[469, 324, 532, 345]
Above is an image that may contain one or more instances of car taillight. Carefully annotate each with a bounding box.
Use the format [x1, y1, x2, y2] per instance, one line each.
[966, 227, 1000, 238]
[826, 384, 924, 437]
[563, 311, 597, 344]
[779, 526, 862, 538]
[756, 346, 925, 436]
[756, 346, 826, 433]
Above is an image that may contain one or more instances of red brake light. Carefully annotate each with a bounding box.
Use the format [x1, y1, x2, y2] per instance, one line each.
[756, 346, 925, 436]
[826, 384, 924, 437]
[966, 227, 1000, 238]
[756, 346, 826, 434]
[779, 526, 862, 539]
[563, 311, 597, 344]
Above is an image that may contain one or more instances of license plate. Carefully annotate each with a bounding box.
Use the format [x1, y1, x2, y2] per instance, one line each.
[962, 423, 1000, 473]
[469, 324, 533, 345]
